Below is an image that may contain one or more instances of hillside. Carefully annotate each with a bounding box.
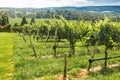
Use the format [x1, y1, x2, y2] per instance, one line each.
[0, 6, 120, 13]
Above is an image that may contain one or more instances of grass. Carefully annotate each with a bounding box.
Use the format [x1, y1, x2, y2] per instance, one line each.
[86, 67, 120, 80]
[13, 33, 120, 80]
[9, 17, 76, 26]
[0, 32, 14, 80]
[9, 18, 49, 26]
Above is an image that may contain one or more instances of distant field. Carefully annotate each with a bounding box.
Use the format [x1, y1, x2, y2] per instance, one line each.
[0, 32, 14, 80]
[9, 18, 48, 26]
[9, 17, 22, 26]
[9, 17, 76, 26]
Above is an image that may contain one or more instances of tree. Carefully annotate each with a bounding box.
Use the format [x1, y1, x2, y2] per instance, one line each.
[0, 11, 9, 26]
[30, 17, 35, 25]
[21, 16, 27, 26]
[14, 23, 19, 27]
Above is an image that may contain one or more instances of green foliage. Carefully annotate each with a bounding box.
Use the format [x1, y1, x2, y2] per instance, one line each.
[21, 16, 27, 26]
[1, 11, 120, 80]
[98, 18, 120, 49]
[86, 20, 101, 46]
[14, 23, 19, 27]
[30, 17, 35, 25]
[60, 17, 82, 56]
[0, 11, 9, 26]
[20, 16, 120, 57]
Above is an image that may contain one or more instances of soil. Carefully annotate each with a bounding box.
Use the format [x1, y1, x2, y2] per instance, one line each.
[74, 69, 90, 78]
[56, 75, 69, 80]
[56, 62, 120, 80]
[73, 62, 120, 79]
[36, 62, 120, 80]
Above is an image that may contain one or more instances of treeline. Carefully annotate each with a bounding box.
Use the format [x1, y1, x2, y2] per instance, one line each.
[0, 8, 120, 21]
[36, 10, 107, 20]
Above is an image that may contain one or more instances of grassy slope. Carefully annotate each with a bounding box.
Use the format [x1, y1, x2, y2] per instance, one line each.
[0, 32, 14, 80]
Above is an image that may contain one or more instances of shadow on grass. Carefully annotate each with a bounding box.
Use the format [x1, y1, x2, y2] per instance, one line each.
[90, 66, 120, 77]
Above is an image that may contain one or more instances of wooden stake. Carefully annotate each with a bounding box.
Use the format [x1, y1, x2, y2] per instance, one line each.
[63, 53, 67, 80]
[30, 36, 37, 58]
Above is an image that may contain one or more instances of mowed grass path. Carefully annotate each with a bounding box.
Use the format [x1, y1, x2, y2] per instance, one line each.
[0, 32, 14, 80]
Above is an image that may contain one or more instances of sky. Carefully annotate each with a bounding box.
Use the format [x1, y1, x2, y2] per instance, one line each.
[0, 0, 120, 8]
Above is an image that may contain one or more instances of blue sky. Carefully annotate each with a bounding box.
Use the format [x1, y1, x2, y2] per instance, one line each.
[0, 0, 120, 8]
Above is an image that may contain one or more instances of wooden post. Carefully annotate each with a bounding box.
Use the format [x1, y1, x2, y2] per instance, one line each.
[30, 36, 37, 58]
[63, 53, 67, 80]
[46, 31, 50, 42]
[53, 21, 58, 57]
[87, 59, 92, 71]
[104, 47, 108, 68]
[22, 34, 26, 42]
[86, 43, 90, 55]
[53, 45, 56, 57]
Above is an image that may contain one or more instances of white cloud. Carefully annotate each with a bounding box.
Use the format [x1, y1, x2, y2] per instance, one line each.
[0, 0, 119, 8]
[0, 0, 92, 8]
[109, 2, 120, 5]
[74, 0, 88, 3]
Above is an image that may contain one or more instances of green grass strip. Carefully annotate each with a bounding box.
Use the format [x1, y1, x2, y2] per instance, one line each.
[0, 32, 14, 80]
